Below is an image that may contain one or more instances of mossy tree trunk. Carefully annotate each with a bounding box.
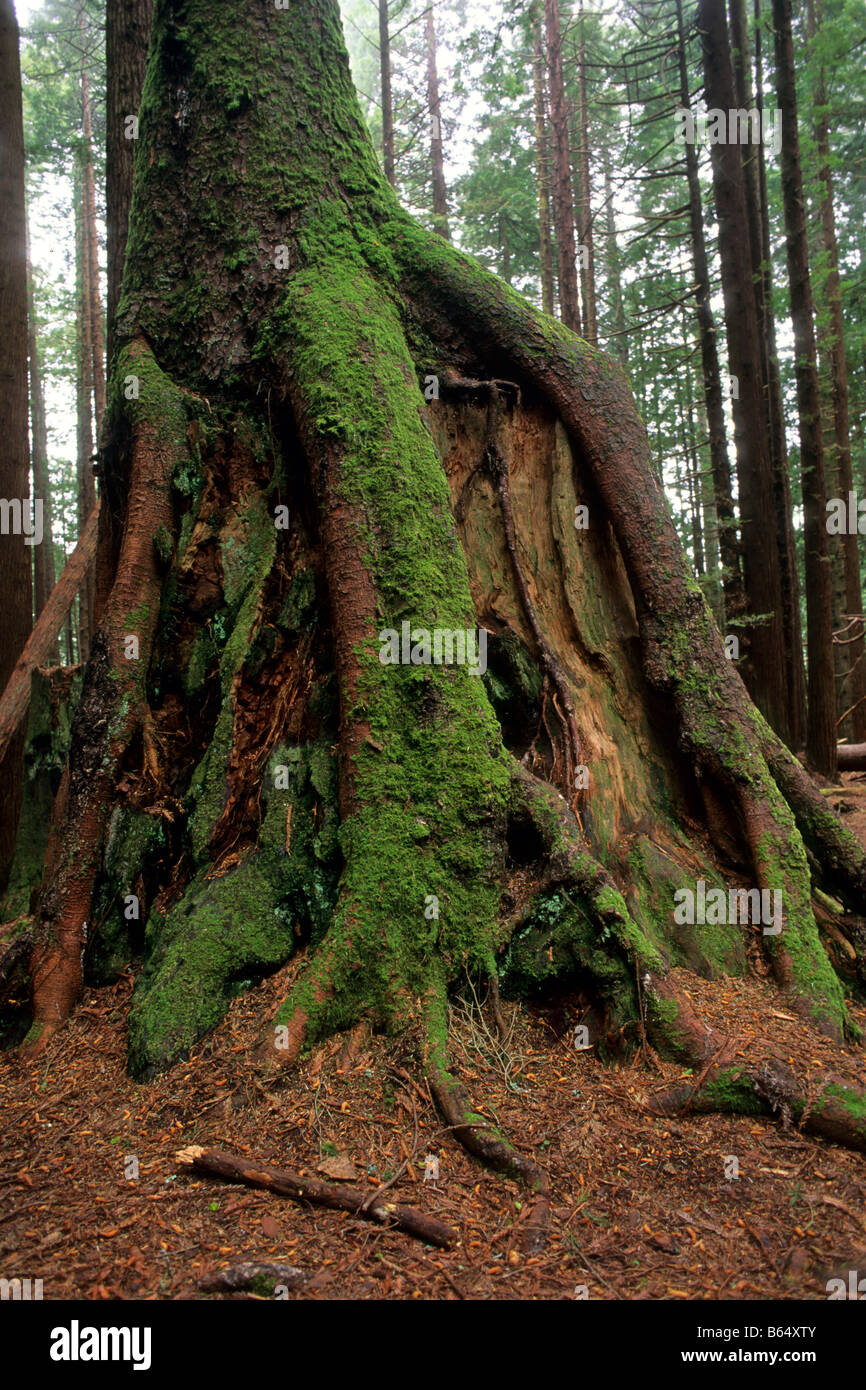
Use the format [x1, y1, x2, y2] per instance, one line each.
[15, 0, 866, 1166]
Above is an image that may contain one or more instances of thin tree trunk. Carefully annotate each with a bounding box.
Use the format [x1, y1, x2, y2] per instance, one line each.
[498, 212, 510, 284]
[576, 0, 596, 344]
[601, 149, 627, 366]
[698, 0, 788, 742]
[532, 12, 555, 316]
[0, 0, 31, 889]
[80, 8, 105, 433]
[808, 0, 866, 744]
[773, 0, 835, 777]
[378, 0, 395, 188]
[75, 180, 96, 664]
[26, 249, 56, 622]
[676, 0, 741, 629]
[425, 4, 449, 241]
[543, 0, 580, 334]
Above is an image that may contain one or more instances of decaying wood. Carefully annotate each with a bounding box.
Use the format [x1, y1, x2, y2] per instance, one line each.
[0, 503, 99, 766]
[176, 1145, 457, 1248]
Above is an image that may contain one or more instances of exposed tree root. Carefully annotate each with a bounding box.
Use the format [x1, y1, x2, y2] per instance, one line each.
[176, 1144, 457, 1248]
[23, 340, 192, 1055]
[642, 978, 866, 1152]
[423, 981, 550, 1252]
[389, 221, 857, 1041]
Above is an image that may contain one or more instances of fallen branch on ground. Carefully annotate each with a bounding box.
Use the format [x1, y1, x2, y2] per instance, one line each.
[176, 1144, 457, 1248]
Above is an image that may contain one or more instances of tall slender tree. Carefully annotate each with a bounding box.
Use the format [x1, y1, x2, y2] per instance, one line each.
[576, 0, 596, 342]
[0, 0, 31, 887]
[425, 3, 449, 241]
[379, 0, 395, 188]
[544, 0, 580, 332]
[773, 0, 836, 776]
[532, 8, 554, 315]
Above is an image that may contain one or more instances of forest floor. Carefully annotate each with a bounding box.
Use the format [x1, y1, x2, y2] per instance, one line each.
[3, 781, 866, 1301]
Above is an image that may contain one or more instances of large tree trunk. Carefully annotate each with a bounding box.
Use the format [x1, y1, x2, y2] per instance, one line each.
[15, 0, 866, 1173]
[100, 0, 153, 622]
[675, 0, 741, 629]
[0, 0, 31, 891]
[773, 0, 836, 778]
[730, 0, 806, 748]
[697, 0, 789, 746]
[807, 0, 866, 745]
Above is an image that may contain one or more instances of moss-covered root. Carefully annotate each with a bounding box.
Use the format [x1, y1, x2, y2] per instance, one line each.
[738, 782, 847, 1042]
[760, 720, 866, 911]
[508, 760, 663, 973]
[422, 977, 550, 1253]
[642, 973, 866, 1153]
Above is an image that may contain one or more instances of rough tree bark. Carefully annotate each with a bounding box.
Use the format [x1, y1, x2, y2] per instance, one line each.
[378, 0, 395, 188]
[728, 0, 805, 745]
[0, 0, 31, 891]
[773, 0, 836, 778]
[807, 0, 866, 746]
[675, 0, 741, 629]
[14, 0, 866, 1176]
[100, 0, 154, 621]
[697, 0, 789, 746]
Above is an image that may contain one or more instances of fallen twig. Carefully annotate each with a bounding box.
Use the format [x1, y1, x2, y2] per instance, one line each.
[176, 1145, 457, 1248]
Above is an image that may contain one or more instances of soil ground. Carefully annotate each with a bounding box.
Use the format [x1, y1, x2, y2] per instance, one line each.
[2, 780, 866, 1302]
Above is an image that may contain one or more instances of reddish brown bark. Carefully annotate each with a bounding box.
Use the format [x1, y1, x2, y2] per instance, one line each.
[100, 0, 153, 625]
[0, 504, 99, 768]
[697, 0, 788, 743]
[731, 0, 806, 749]
[26, 344, 179, 1049]
[0, 0, 31, 889]
[176, 1145, 457, 1247]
